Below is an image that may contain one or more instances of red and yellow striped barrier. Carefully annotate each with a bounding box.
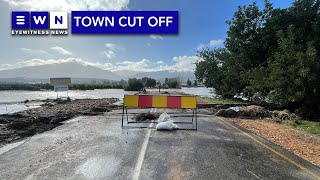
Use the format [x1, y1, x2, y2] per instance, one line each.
[124, 95, 197, 109]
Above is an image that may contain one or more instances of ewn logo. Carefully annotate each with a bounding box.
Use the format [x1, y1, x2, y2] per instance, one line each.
[11, 11, 68, 35]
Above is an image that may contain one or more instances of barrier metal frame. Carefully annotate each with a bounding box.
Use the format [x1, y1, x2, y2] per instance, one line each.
[121, 105, 198, 130]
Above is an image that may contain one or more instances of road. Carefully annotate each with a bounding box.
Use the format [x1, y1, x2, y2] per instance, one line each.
[0, 108, 319, 180]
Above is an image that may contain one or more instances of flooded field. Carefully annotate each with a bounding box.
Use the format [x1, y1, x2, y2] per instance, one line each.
[0, 87, 214, 114]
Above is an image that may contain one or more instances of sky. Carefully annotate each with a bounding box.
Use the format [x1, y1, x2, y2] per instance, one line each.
[0, 0, 293, 73]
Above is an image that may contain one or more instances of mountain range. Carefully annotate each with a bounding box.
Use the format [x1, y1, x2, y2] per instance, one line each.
[0, 62, 195, 83]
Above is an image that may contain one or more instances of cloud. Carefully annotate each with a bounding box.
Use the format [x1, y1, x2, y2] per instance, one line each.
[105, 43, 118, 49]
[111, 56, 199, 72]
[101, 50, 115, 59]
[50, 46, 73, 56]
[19, 48, 50, 55]
[197, 39, 224, 50]
[0, 56, 200, 72]
[101, 43, 124, 59]
[4, 0, 129, 11]
[149, 35, 163, 40]
[0, 58, 113, 71]
[156, 60, 164, 64]
[115, 59, 151, 71]
[19, 48, 52, 58]
[196, 44, 206, 51]
[209, 39, 224, 47]
[158, 56, 199, 72]
[112, 56, 199, 72]
[0, 64, 12, 71]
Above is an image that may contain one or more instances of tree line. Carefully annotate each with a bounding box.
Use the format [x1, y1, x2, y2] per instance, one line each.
[187, 79, 198, 87]
[0, 83, 124, 91]
[125, 77, 181, 91]
[0, 77, 182, 91]
[195, 0, 320, 118]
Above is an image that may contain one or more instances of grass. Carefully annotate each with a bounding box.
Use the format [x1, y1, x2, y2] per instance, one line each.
[200, 97, 245, 104]
[282, 120, 320, 135]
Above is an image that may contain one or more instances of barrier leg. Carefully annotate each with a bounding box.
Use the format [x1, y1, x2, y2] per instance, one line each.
[195, 108, 198, 130]
[126, 108, 129, 123]
[192, 110, 194, 123]
[121, 106, 124, 128]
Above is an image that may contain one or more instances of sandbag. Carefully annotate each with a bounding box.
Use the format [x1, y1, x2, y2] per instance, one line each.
[158, 112, 171, 122]
[156, 112, 178, 130]
[156, 120, 179, 130]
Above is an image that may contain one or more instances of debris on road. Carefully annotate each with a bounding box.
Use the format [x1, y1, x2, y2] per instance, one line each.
[238, 105, 270, 118]
[156, 112, 178, 130]
[0, 98, 119, 147]
[134, 112, 159, 121]
[216, 105, 301, 122]
[271, 110, 299, 121]
[216, 109, 238, 117]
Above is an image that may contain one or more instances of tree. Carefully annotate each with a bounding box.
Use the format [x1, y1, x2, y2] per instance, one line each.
[195, 0, 320, 118]
[141, 77, 156, 88]
[125, 78, 144, 91]
[166, 78, 180, 89]
[165, 78, 169, 84]
[187, 79, 192, 87]
[195, 48, 240, 98]
[145, 78, 157, 88]
[119, 79, 127, 85]
[193, 80, 198, 87]
[141, 77, 148, 85]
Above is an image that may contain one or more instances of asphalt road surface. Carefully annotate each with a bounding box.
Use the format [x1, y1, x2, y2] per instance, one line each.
[0, 109, 319, 180]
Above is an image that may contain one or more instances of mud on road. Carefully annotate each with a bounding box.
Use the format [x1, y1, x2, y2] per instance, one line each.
[0, 98, 119, 147]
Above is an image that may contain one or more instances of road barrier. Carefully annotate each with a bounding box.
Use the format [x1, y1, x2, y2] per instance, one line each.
[122, 94, 198, 130]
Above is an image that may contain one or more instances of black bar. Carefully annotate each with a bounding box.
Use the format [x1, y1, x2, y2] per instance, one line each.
[127, 121, 193, 124]
[177, 128, 198, 131]
[192, 110, 194, 123]
[122, 107, 198, 130]
[126, 108, 129, 123]
[128, 121, 158, 124]
[121, 106, 124, 128]
[196, 108, 198, 130]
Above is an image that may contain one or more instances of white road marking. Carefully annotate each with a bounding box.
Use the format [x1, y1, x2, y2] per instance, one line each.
[132, 123, 153, 180]
[247, 170, 260, 179]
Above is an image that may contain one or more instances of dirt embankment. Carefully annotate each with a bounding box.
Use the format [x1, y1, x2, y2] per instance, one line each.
[234, 119, 320, 167]
[0, 98, 119, 147]
[202, 99, 320, 167]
